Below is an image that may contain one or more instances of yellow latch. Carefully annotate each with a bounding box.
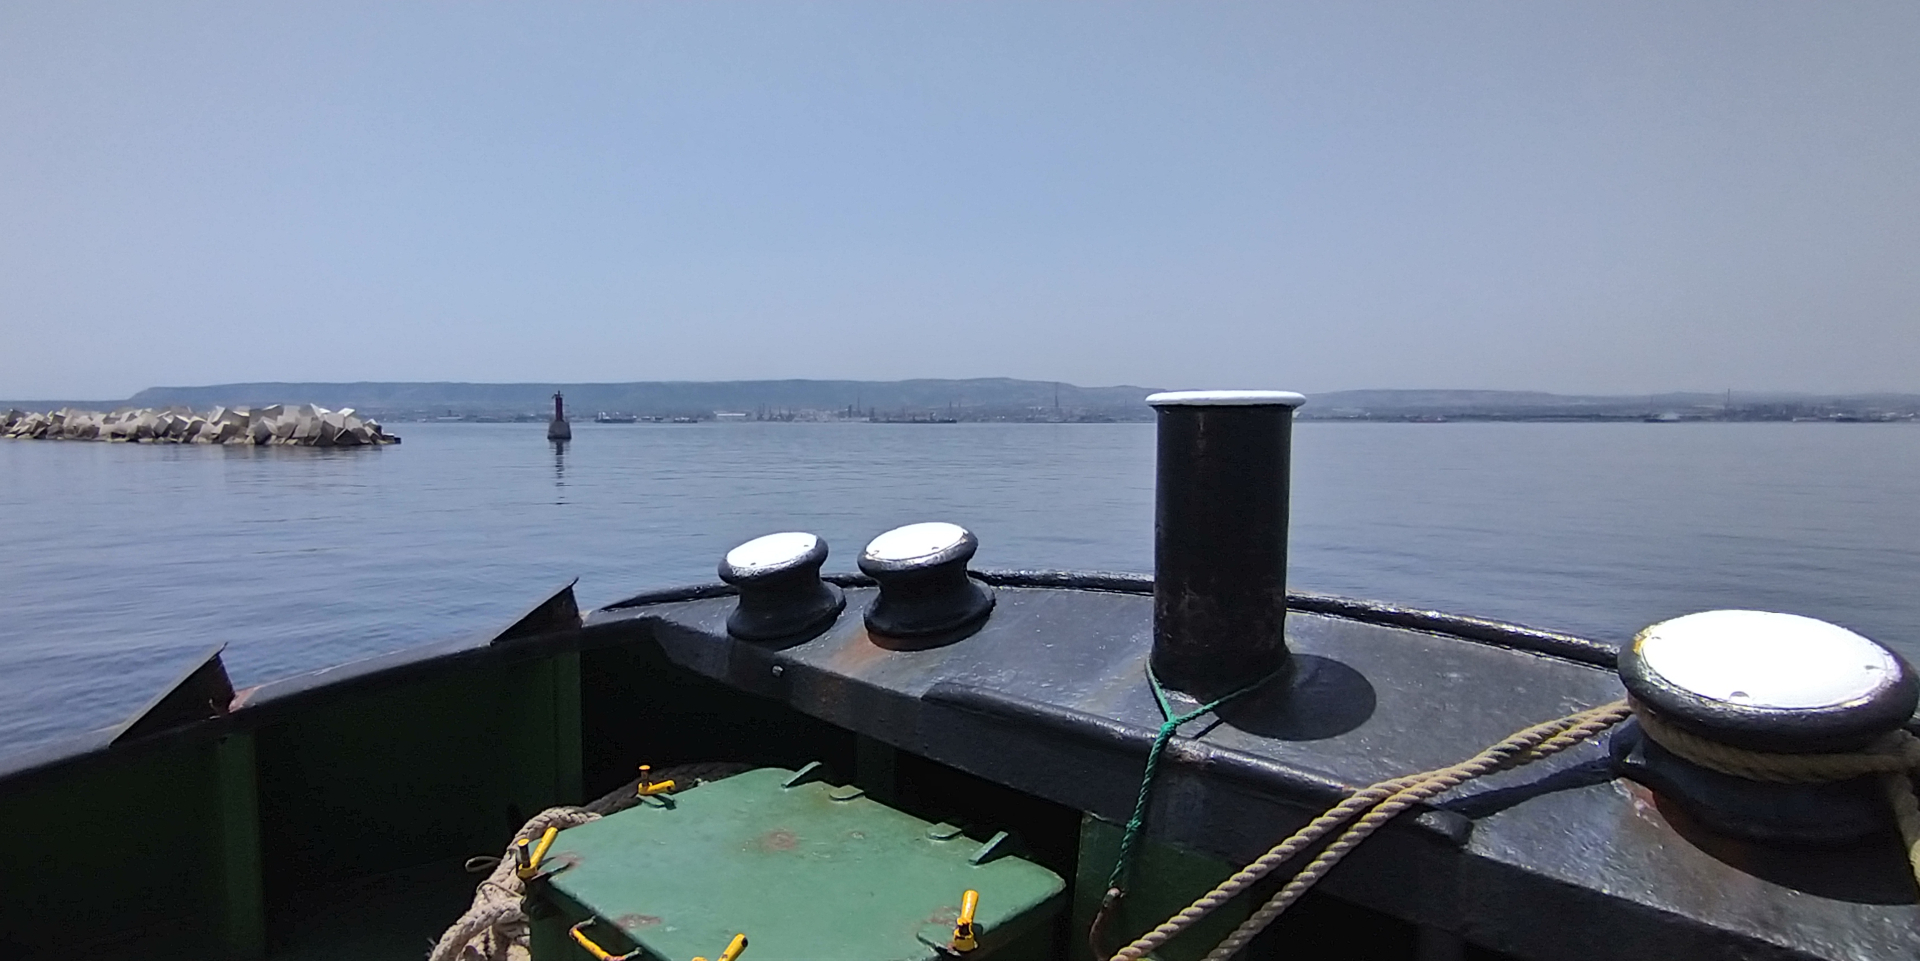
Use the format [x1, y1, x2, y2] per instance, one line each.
[637, 764, 677, 797]
[950, 889, 980, 952]
[515, 825, 560, 880]
[692, 932, 748, 961]
[569, 919, 640, 961]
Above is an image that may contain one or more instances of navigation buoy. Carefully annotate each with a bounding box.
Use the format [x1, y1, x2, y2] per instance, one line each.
[547, 391, 571, 441]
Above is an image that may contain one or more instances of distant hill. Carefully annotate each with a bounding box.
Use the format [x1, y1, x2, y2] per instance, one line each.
[0, 399, 127, 412]
[1303, 390, 1920, 421]
[21, 383, 1915, 423]
[125, 379, 1164, 419]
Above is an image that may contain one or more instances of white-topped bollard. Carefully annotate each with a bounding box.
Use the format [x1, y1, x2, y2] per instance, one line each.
[857, 522, 994, 641]
[1615, 609, 1920, 843]
[1621, 610, 1916, 752]
[718, 532, 844, 642]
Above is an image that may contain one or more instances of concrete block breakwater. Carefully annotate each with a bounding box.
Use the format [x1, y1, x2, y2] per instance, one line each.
[2, 405, 400, 446]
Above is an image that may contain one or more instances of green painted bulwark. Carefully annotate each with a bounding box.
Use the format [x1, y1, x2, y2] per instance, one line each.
[0, 649, 585, 958]
[256, 653, 584, 905]
[550, 651, 584, 803]
[0, 740, 231, 957]
[215, 732, 267, 959]
[1072, 815, 1252, 961]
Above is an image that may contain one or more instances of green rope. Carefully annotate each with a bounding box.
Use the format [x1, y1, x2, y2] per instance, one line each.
[1103, 664, 1280, 900]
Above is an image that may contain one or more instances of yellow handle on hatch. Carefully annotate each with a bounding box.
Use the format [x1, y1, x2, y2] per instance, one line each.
[951, 889, 981, 952]
[515, 825, 560, 880]
[569, 919, 640, 961]
[692, 932, 748, 961]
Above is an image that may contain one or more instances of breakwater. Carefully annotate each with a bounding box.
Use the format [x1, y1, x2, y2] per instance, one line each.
[2, 405, 399, 446]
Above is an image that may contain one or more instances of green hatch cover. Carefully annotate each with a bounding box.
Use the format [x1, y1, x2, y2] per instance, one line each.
[540, 767, 1065, 961]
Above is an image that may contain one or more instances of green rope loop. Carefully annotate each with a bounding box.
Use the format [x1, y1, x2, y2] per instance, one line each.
[1104, 663, 1282, 898]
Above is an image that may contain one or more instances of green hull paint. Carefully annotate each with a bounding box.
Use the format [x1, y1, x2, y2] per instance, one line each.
[0, 735, 238, 956]
[215, 732, 266, 958]
[0, 650, 581, 958]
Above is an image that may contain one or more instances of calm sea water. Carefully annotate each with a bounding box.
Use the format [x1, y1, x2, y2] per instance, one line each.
[2, 421, 1917, 761]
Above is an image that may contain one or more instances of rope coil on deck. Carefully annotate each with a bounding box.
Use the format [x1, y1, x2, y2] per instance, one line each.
[1104, 699, 1920, 961]
[429, 806, 601, 961]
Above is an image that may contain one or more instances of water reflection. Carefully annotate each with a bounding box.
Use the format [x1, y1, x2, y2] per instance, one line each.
[551, 439, 568, 504]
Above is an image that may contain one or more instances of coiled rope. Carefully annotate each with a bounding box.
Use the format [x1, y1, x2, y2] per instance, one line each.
[429, 806, 601, 961]
[1104, 699, 1920, 961]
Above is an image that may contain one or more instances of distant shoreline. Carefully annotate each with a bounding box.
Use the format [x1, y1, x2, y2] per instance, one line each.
[7, 380, 1917, 426]
[215, 412, 1918, 425]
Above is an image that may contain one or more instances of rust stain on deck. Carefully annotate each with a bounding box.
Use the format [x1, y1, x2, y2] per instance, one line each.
[757, 829, 799, 852]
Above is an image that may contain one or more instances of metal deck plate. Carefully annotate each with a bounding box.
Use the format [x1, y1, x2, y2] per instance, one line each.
[544, 767, 1065, 960]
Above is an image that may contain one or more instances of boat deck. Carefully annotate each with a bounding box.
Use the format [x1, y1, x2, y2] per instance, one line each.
[0, 574, 1910, 959]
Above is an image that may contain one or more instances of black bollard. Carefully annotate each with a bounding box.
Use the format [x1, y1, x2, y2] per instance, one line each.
[1148, 390, 1306, 699]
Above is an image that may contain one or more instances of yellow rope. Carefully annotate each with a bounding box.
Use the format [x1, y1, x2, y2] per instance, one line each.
[1887, 770, 1920, 885]
[1635, 706, 1920, 888]
[1632, 708, 1920, 781]
[1106, 700, 1920, 961]
[1107, 700, 1631, 961]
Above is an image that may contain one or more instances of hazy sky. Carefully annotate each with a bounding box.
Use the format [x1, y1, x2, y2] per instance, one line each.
[2, 3, 1916, 399]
